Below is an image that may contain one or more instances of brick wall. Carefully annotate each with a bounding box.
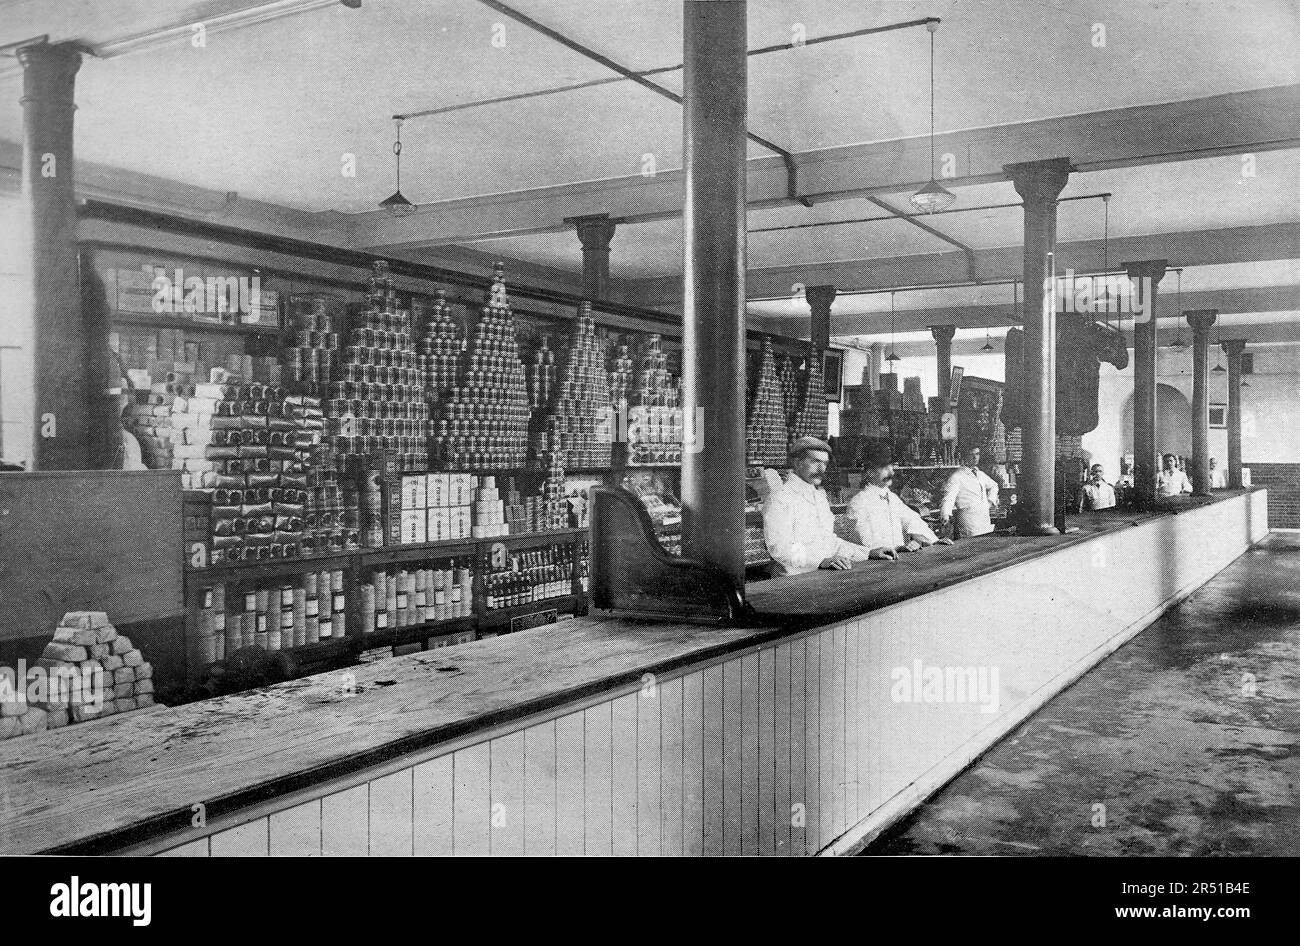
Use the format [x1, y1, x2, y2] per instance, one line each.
[1248, 462, 1300, 528]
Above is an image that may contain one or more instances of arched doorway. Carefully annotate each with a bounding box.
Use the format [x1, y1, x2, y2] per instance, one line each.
[1121, 383, 1193, 457]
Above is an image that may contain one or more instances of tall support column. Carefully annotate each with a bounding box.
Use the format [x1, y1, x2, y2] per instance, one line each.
[1186, 309, 1218, 495]
[566, 213, 617, 300]
[1126, 259, 1168, 507]
[868, 342, 883, 390]
[1005, 157, 1071, 535]
[18, 42, 85, 470]
[806, 284, 835, 352]
[680, 0, 747, 588]
[1221, 339, 1247, 489]
[930, 324, 956, 398]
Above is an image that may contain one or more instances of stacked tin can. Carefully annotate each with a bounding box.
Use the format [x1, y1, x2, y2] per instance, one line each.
[427, 262, 532, 470]
[787, 345, 830, 448]
[325, 261, 429, 473]
[745, 337, 790, 466]
[284, 293, 339, 392]
[625, 333, 683, 465]
[525, 337, 556, 411]
[778, 353, 799, 419]
[172, 378, 316, 563]
[418, 289, 462, 403]
[540, 302, 614, 469]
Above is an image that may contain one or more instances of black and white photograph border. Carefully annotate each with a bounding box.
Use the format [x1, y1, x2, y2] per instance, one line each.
[0, 0, 1296, 886]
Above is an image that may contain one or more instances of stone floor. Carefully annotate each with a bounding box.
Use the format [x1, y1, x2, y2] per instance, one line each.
[863, 532, 1300, 856]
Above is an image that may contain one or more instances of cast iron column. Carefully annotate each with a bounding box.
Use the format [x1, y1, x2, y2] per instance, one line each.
[806, 284, 835, 352]
[1186, 309, 1217, 495]
[680, 0, 747, 587]
[566, 213, 617, 300]
[930, 324, 956, 399]
[1126, 259, 1168, 508]
[1221, 339, 1247, 489]
[19, 42, 85, 470]
[1005, 157, 1071, 535]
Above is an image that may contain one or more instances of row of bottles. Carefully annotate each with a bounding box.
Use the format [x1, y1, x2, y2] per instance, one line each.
[483, 544, 578, 610]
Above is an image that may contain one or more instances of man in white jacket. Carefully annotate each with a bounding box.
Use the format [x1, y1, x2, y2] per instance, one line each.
[847, 442, 953, 556]
[940, 445, 1000, 538]
[763, 437, 881, 577]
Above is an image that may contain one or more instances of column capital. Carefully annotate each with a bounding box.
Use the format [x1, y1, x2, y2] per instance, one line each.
[1185, 309, 1218, 333]
[929, 324, 957, 344]
[565, 213, 618, 252]
[1004, 157, 1071, 205]
[805, 284, 836, 310]
[1122, 259, 1168, 283]
[16, 41, 82, 98]
[1220, 338, 1248, 356]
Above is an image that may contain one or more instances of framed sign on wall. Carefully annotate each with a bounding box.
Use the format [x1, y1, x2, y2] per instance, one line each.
[1209, 404, 1228, 429]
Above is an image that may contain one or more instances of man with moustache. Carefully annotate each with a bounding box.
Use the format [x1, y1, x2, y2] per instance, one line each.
[846, 442, 953, 556]
[763, 436, 880, 577]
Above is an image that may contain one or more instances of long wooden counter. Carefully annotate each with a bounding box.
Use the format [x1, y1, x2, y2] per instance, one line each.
[0, 489, 1270, 856]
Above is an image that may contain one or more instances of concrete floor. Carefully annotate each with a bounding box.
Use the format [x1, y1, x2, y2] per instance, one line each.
[864, 532, 1300, 856]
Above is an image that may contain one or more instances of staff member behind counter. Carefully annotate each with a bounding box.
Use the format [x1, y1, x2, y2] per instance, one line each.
[940, 445, 1001, 538]
[763, 437, 891, 576]
[846, 442, 953, 556]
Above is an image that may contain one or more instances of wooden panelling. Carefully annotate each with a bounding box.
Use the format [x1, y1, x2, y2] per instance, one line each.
[583, 703, 613, 856]
[637, 683, 662, 857]
[524, 722, 557, 856]
[681, 671, 705, 857]
[269, 801, 322, 856]
[611, 694, 638, 856]
[412, 755, 453, 856]
[489, 731, 525, 857]
[659, 676, 684, 857]
[144, 492, 1266, 858]
[554, 712, 585, 856]
[210, 817, 268, 857]
[322, 785, 368, 856]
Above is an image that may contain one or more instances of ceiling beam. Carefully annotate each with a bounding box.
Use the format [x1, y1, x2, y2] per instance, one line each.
[631, 222, 1300, 307]
[756, 285, 1300, 338]
[349, 84, 1300, 251]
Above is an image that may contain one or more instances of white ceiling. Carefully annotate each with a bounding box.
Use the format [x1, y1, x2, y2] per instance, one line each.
[1, 0, 1297, 214]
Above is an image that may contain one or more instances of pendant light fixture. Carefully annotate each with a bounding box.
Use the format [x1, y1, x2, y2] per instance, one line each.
[984, 281, 1011, 352]
[1167, 269, 1189, 353]
[379, 118, 417, 216]
[885, 291, 901, 363]
[909, 22, 955, 214]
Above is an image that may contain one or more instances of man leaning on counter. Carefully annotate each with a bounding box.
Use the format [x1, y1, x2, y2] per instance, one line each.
[846, 442, 953, 557]
[763, 437, 879, 577]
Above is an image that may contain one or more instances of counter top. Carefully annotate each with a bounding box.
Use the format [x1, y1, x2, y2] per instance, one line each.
[0, 490, 1256, 855]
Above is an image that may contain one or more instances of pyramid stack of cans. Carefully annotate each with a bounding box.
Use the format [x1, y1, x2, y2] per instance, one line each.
[745, 337, 790, 466]
[325, 261, 429, 473]
[625, 333, 683, 465]
[36, 612, 153, 727]
[541, 302, 614, 469]
[787, 346, 829, 447]
[428, 263, 532, 470]
[283, 293, 339, 391]
[417, 289, 462, 403]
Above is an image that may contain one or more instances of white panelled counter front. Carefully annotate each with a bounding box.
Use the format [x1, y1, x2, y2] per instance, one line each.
[0, 489, 1269, 856]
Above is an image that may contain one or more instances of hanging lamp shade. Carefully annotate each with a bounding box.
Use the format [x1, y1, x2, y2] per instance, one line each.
[885, 350, 901, 363]
[910, 179, 957, 214]
[981, 337, 995, 353]
[380, 189, 417, 215]
[909, 22, 955, 215]
[1211, 362, 1227, 374]
[381, 118, 417, 216]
